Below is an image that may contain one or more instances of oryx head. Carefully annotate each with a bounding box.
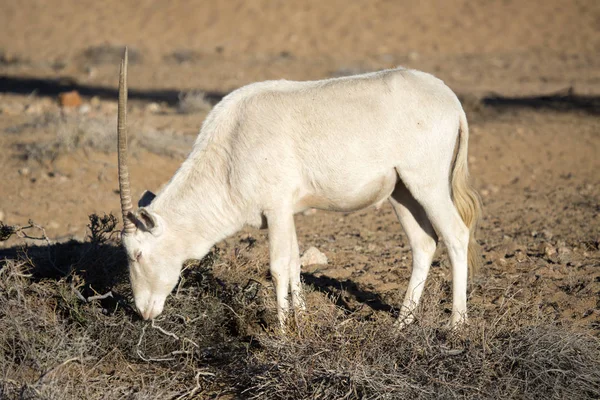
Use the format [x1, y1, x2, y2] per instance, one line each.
[117, 48, 183, 320]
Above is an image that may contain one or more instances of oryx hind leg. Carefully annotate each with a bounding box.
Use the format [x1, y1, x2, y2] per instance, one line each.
[394, 167, 470, 327]
[390, 179, 438, 328]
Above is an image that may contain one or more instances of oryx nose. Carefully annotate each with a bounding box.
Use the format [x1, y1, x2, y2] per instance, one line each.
[142, 308, 153, 320]
[138, 301, 163, 320]
[135, 304, 154, 320]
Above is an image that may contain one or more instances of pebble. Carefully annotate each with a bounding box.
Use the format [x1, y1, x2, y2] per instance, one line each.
[544, 244, 557, 258]
[78, 104, 91, 115]
[300, 247, 328, 266]
[18, 167, 30, 176]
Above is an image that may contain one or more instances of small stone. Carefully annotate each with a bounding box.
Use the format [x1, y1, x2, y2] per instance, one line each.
[300, 247, 328, 266]
[302, 208, 317, 216]
[18, 167, 30, 176]
[541, 229, 553, 240]
[78, 104, 91, 114]
[58, 91, 82, 108]
[544, 245, 557, 258]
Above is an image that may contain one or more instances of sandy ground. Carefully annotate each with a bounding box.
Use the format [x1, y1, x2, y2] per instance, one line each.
[0, 0, 599, 330]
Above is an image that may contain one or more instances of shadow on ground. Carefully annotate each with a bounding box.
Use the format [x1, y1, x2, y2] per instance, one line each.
[2, 75, 600, 115]
[0, 75, 226, 106]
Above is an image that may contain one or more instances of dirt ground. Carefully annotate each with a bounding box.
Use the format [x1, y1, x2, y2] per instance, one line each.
[1, 0, 599, 335]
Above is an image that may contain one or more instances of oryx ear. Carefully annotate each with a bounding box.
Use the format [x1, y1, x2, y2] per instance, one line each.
[136, 208, 162, 234]
[138, 190, 156, 207]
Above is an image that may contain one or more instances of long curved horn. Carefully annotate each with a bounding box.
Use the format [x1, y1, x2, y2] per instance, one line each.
[118, 47, 136, 235]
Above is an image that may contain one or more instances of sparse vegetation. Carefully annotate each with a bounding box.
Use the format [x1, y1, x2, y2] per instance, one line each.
[12, 112, 195, 164]
[177, 91, 212, 114]
[164, 50, 204, 65]
[0, 215, 598, 399]
[81, 45, 143, 65]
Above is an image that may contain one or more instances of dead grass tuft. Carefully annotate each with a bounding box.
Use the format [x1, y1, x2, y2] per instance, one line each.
[0, 214, 598, 399]
[177, 91, 212, 114]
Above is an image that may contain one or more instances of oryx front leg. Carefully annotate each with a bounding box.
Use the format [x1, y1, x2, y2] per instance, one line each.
[267, 210, 302, 328]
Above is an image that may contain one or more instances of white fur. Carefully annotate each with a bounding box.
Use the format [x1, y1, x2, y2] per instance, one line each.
[124, 67, 475, 327]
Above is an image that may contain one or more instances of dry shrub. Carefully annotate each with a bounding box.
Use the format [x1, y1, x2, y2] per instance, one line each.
[0, 215, 599, 399]
[237, 293, 600, 399]
[177, 91, 212, 114]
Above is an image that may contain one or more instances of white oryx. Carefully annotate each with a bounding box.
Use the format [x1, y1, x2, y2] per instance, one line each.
[116, 48, 481, 328]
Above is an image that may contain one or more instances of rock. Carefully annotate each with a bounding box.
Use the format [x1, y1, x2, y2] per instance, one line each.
[58, 91, 83, 108]
[544, 244, 557, 258]
[78, 104, 91, 114]
[302, 208, 317, 216]
[18, 167, 30, 176]
[300, 247, 328, 266]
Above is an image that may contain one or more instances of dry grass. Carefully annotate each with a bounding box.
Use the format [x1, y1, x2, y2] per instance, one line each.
[177, 91, 212, 114]
[0, 215, 599, 399]
[15, 113, 195, 163]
